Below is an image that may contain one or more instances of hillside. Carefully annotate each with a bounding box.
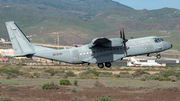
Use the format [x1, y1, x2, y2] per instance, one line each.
[0, 0, 133, 18]
[0, 1, 180, 50]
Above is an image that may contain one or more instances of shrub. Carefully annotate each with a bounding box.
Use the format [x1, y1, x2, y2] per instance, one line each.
[42, 82, 58, 90]
[33, 72, 40, 78]
[119, 71, 129, 74]
[132, 69, 150, 77]
[87, 69, 100, 76]
[63, 73, 68, 79]
[6, 88, 19, 91]
[92, 96, 119, 101]
[0, 97, 12, 101]
[71, 88, 77, 92]
[73, 80, 78, 86]
[44, 68, 58, 76]
[141, 78, 146, 81]
[114, 74, 120, 78]
[10, 73, 17, 78]
[153, 76, 161, 80]
[101, 72, 112, 75]
[71, 96, 87, 101]
[60, 79, 71, 85]
[40, 72, 51, 78]
[93, 80, 104, 87]
[159, 78, 166, 81]
[99, 74, 111, 77]
[162, 86, 180, 92]
[171, 79, 176, 82]
[0, 67, 20, 76]
[141, 74, 150, 79]
[159, 69, 180, 79]
[120, 74, 133, 78]
[66, 71, 76, 77]
[23, 73, 33, 78]
[168, 76, 177, 82]
[6, 75, 11, 79]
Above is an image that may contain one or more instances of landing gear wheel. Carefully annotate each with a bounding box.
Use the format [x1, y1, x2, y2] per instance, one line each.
[98, 63, 104, 69]
[156, 54, 161, 59]
[105, 62, 111, 68]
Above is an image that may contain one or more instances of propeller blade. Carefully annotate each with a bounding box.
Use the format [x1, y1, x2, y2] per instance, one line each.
[121, 28, 128, 56]
[120, 29, 122, 38]
[122, 28, 125, 40]
[124, 43, 127, 56]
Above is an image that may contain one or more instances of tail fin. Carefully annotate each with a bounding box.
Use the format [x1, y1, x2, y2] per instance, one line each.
[130, 57, 137, 62]
[5, 21, 35, 57]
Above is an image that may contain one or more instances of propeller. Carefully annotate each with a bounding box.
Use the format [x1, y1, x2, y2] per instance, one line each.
[120, 28, 128, 56]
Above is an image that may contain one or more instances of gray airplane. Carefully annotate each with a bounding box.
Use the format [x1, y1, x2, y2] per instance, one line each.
[5, 21, 172, 68]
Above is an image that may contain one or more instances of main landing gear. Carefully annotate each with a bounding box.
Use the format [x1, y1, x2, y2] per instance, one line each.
[97, 62, 111, 69]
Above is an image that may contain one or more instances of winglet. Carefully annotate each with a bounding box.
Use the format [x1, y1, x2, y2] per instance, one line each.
[5, 21, 35, 57]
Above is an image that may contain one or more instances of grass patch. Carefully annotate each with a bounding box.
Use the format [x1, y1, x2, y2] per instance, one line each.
[92, 96, 121, 101]
[6, 88, 19, 91]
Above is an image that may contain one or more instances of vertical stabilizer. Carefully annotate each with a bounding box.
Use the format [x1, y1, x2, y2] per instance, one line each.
[130, 57, 137, 62]
[5, 21, 35, 56]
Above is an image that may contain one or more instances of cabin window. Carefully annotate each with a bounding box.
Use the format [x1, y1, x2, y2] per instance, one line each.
[113, 48, 115, 50]
[83, 53, 85, 55]
[104, 50, 106, 52]
[107, 49, 109, 51]
[110, 49, 112, 51]
[93, 51, 95, 53]
[87, 52, 89, 54]
[90, 52, 92, 54]
[97, 51, 99, 53]
[80, 53, 82, 55]
[117, 48, 118, 50]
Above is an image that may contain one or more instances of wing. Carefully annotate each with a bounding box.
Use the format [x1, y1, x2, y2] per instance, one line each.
[82, 54, 125, 63]
[88, 37, 111, 47]
[88, 37, 123, 48]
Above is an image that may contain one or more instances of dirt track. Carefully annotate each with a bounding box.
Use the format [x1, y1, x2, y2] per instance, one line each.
[1, 85, 180, 101]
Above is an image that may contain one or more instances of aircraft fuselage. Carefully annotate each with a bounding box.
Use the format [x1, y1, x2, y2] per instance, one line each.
[34, 36, 172, 64]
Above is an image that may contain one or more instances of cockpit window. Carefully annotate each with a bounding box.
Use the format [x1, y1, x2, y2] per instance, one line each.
[154, 38, 163, 43]
[154, 38, 158, 43]
[157, 38, 161, 42]
[159, 38, 164, 41]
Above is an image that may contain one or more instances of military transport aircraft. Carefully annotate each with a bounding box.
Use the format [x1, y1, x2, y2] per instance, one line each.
[5, 21, 172, 68]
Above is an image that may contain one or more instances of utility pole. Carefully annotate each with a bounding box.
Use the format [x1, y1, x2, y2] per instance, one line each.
[57, 33, 59, 49]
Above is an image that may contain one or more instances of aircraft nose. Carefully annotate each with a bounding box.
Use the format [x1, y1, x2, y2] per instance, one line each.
[171, 44, 173, 48]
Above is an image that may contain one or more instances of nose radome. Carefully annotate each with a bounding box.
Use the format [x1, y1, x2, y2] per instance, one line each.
[171, 44, 173, 48]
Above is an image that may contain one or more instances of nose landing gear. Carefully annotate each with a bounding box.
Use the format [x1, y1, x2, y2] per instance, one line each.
[156, 54, 161, 59]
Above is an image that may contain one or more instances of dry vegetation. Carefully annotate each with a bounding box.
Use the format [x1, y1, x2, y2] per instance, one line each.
[1, 65, 180, 101]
